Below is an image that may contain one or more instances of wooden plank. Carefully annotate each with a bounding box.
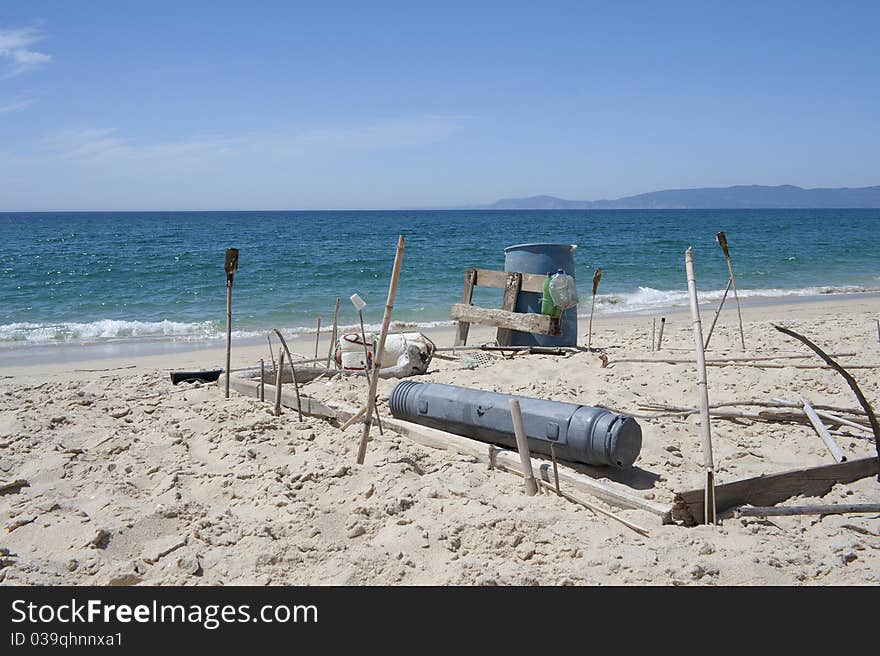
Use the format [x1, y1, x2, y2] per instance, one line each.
[450, 304, 560, 336]
[474, 268, 545, 293]
[0, 479, 29, 495]
[454, 268, 478, 346]
[736, 503, 880, 518]
[495, 272, 522, 346]
[225, 375, 670, 522]
[672, 456, 879, 525]
[225, 376, 340, 420]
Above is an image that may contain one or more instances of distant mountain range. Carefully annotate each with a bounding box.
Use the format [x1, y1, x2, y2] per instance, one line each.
[481, 185, 880, 209]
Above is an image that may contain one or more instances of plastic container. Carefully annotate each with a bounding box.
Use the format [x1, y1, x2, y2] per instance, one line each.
[337, 332, 374, 370]
[549, 270, 578, 309]
[504, 243, 578, 346]
[389, 381, 642, 468]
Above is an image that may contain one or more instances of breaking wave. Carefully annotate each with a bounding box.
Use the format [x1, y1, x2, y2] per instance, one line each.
[0, 319, 234, 346]
[588, 284, 875, 315]
[0, 317, 459, 347]
[0, 284, 872, 347]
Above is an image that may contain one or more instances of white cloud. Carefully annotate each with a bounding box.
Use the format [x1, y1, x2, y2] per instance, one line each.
[35, 128, 130, 159]
[0, 95, 35, 113]
[15, 116, 462, 163]
[0, 116, 465, 210]
[0, 27, 52, 77]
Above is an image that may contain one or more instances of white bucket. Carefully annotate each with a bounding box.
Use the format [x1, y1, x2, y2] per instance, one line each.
[337, 332, 374, 370]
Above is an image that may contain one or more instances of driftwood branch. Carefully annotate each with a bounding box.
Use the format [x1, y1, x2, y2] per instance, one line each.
[800, 395, 847, 462]
[637, 402, 872, 437]
[641, 398, 867, 416]
[774, 324, 880, 480]
[272, 328, 304, 422]
[538, 480, 650, 537]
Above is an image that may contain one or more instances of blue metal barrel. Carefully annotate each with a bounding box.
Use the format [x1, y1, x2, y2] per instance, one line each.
[503, 243, 578, 346]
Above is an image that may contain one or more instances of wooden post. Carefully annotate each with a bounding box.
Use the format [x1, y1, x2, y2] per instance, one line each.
[326, 298, 340, 369]
[716, 232, 745, 350]
[509, 399, 537, 496]
[313, 316, 321, 360]
[587, 267, 602, 350]
[224, 248, 239, 399]
[876, 318, 880, 343]
[703, 276, 733, 350]
[357, 236, 406, 464]
[273, 348, 284, 416]
[550, 443, 561, 495]
[259, 359, 265, 402]
[454, 268, 477, 347]
[656, 317, 666, 350]
[685, 247, 716, 525]
[350, 294, 383, 435]
[495, 272, 522, 346]
[267, 334, 277, 378]
[801, 395, 847, 462]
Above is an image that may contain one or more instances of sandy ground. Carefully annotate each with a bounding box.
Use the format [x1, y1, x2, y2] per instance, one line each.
[1, 295, 879, 586]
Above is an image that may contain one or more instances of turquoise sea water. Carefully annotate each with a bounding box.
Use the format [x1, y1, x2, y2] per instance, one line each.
[0, 209, 878, 348]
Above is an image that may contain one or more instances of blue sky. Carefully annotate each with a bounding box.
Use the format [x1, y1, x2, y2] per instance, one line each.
[1, 1, 878, 210]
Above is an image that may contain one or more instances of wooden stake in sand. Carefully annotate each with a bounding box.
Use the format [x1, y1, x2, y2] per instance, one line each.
[349, 293, 383, 435]
[550, 443, 561, 495]
[800, 395, 847, 463]
[685, 247, 716, 525]
[224, 248, 239, 399]
[259, 359, 265, 402]
[273, 348, 284, 416]
[716, 231, 745, 350]
[587, 267, 602, 350]
[508, 399, 538, 496]
[656, 317, 666, 350]
[326, 297, 341, 369]
[356, 235, 406, 464]
[313, 316, 321, 360]
[703, 276, 732, 350]
[266, 334, 277, 377]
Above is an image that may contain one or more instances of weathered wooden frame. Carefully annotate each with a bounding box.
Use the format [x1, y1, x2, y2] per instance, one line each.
[452, 268, 560, 346]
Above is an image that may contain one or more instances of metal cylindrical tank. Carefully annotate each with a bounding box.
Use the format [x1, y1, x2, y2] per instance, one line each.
[503, 243, 578, 347]
[389, 381, 641, 468]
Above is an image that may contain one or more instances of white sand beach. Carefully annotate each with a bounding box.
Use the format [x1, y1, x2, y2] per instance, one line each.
[1, 295, 878, 586]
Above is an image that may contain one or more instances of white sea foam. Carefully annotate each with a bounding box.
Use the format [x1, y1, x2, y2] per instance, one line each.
[0, 284, 873, 347]
[587, 284, 875, 315]
[0, 319, 224, 345]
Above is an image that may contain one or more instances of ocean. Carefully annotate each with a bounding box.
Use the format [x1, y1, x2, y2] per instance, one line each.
[1, 209, 878, 350]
